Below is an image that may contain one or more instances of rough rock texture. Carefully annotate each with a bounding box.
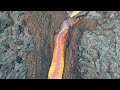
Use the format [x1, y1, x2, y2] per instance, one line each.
[78, 11, 120, 79]
[0, 11, 34, 79]
[23, 11, 68, 79]
[1, 11, 120, 79]
[23, 11, 96, 79]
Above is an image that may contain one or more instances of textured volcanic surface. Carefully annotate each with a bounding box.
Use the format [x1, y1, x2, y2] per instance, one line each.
[1, 11, 120, 79]
[23, 11, 68, 79]
[23, 11, 97, 79]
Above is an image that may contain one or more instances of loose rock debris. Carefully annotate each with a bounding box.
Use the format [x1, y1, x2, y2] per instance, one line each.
[0, 11, 34, 79]
[0, 11, 120, 79]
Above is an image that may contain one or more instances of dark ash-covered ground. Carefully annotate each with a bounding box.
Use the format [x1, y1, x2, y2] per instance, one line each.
[0, 11, 120, 79]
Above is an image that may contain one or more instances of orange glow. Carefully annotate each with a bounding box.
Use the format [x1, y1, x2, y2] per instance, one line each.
[69, 19, 80, 26]
[48, 30, 68, 79]
[48, 18, 80, 79]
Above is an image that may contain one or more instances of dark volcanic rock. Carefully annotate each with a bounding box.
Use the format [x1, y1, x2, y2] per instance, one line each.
[0, 11, 29, 79]
[0, 18, 13, 34]
[24, 11, 68, 79]
[78, 11, 120, 79]
[1, 11, 120, 79]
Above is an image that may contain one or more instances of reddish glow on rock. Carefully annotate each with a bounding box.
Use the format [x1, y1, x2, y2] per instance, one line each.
[48, 18, 81, 79]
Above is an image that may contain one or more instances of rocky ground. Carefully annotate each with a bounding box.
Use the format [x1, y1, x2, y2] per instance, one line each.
[0, 11, 120, 79]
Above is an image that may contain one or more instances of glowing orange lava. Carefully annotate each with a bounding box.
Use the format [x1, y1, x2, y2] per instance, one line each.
[48, 19, 80, 79]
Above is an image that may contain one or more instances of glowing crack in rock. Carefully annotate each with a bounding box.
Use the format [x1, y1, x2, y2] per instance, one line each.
[48, 11, 88, 79]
